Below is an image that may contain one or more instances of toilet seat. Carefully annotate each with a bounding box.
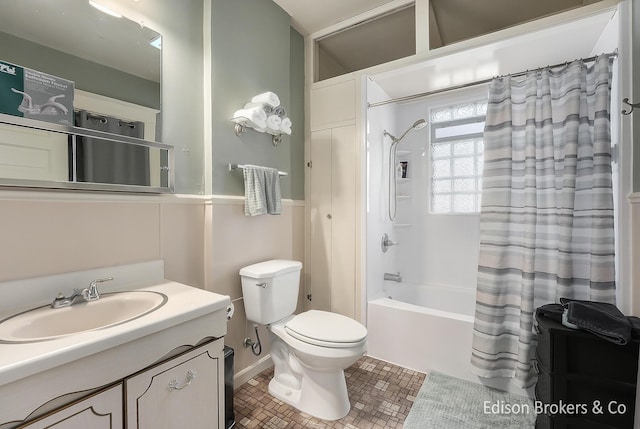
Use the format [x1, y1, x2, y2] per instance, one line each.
[284, 310, 367, 348]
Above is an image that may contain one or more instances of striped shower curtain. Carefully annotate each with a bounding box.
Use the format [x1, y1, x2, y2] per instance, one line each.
[470, 56, 616, 386]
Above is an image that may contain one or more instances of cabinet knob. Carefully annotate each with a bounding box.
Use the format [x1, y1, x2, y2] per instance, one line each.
[327, 214, 332, 219]
[168, 369, 197, 391]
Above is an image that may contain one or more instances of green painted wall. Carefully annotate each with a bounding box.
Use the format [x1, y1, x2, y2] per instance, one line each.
[289, 27, 306, 200]
[210, 0, 305, 199]
[0, 31, 160, 110]
[120, 0, 206, 194]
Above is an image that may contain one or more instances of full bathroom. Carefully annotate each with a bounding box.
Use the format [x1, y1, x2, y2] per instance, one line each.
[0, 0, 639, 428]
[364, 1, 634, 399]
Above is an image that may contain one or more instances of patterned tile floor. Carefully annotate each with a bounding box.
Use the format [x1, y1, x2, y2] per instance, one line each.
[233, 356, 426, 428]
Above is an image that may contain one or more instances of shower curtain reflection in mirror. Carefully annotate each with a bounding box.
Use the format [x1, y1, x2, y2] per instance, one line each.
[73, 110, 150, 186]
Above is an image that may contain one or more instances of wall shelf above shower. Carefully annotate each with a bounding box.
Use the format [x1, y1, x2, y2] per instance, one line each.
[393, 223, 411, 228]
[396, 150, 411, 156]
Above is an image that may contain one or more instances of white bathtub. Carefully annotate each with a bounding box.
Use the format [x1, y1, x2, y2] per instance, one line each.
[367, 282, 531, 397]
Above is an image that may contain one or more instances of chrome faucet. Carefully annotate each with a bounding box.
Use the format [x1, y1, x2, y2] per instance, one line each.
[51, 277, 113, 308]
[381, 233, 399, 253]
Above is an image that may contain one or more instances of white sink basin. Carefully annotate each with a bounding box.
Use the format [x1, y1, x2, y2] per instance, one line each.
[0, 291, 167, 342]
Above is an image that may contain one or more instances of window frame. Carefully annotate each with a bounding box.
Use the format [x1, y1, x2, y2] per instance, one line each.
[428, 102, 486, 215]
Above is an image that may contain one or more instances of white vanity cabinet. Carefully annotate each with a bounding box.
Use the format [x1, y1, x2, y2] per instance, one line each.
[17, 385, 123, 429]
[0, 262, 230, 429]
[15, 339, 224, 429]
[125, 339, 224, 429]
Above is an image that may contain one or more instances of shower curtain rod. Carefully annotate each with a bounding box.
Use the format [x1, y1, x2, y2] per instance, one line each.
[367, 51, 617, 109]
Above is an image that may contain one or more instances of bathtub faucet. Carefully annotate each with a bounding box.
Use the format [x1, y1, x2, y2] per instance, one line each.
[384, 272, 402, 283]
[381, 233, 398, 253]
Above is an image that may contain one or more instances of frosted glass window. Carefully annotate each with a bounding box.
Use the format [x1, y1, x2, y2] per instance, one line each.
[431, 101, 488, 123]
[454, 141, 474, 155]
[453, 157, 474, 176]
[433, 179, 452, 193]
[432, 142, 451, 158]
[454, 178, 475, 192]
[453, 104, 475, 119]
[431, 108, 452, 123]
[432, 194, 451, 213]
[430, 99, 486, 214]
[433, 159, 451, 177]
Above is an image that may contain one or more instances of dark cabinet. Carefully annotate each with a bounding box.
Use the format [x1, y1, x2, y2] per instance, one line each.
[535, 314, 639, 428]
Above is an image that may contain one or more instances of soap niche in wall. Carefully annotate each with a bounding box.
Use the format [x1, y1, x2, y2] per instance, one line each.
[232, 92, 292, 146]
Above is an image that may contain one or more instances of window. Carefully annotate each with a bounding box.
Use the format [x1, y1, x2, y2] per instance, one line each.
[430, 100, 486, 213]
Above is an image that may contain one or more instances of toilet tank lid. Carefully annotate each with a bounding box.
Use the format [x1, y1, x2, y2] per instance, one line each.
[239, 259, 302, 278]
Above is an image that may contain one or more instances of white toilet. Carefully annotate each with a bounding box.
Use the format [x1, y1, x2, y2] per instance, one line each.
[240, 259, 367, 421]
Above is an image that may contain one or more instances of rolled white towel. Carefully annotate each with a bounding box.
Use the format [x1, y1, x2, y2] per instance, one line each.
[251, 92, 280, 108]
[274, 106, 287, 118]
[234, 106, 267, 122]
[244, 102, 274, 115]
[280, 117, 292, 135]
[233, 106, 267, 130]
[265, 114, 282, 134]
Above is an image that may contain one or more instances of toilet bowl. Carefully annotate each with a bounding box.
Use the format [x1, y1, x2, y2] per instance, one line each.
[268, 311, 367, 420]
[239, 260, 368, 420]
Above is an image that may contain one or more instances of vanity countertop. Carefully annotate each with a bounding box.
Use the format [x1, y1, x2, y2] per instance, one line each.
[0, 261, 230, 387]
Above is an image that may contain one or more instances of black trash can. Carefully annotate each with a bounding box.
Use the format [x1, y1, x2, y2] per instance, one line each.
[224, 346, 235, 429]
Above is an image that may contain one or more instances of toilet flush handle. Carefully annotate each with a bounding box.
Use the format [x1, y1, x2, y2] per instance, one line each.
[256, 282, 267, 288]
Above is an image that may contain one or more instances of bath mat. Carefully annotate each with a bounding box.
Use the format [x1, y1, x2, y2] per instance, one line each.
[404, 372, 535, 428]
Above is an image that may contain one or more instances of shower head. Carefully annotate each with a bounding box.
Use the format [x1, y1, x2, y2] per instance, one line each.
[383, 119, 427, 144]
[411, 119, 427, 130]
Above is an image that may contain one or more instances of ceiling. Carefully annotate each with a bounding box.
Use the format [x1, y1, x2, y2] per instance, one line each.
[0, 0, 161, 82]
[272, 0, 397, 36]
[274, 0, 602, 38]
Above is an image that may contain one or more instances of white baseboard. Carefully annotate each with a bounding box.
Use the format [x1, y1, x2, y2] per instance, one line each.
[234, 354, 273, 389]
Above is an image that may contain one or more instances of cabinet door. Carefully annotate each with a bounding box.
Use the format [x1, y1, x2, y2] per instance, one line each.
[18, 385, 123, 429]
[308, 125, 356, 318]
[330, 125, 356, 318]
[309, 129, 333, 312]
[125, 340, 223, 429]
[0, 123, 68, 181]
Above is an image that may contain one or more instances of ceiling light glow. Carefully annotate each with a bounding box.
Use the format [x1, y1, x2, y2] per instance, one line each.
[89, 1, 122, 18]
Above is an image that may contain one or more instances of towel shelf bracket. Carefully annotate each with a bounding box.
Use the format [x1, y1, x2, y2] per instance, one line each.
[233, 122, 282, 146]
[622, 98, 638, 115]
[234, 123, 247, 137]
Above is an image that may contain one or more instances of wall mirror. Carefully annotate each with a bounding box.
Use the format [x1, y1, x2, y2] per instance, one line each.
[0, 0, 172, 193]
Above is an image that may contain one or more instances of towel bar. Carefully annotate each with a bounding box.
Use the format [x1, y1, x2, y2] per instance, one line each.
[228, 163, 288, 176]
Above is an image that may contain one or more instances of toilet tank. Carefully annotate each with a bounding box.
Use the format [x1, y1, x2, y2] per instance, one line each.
[240, 260, 302, 325]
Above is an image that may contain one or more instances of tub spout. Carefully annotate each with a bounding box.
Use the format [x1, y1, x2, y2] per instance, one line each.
[384, 272, 402, 283]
